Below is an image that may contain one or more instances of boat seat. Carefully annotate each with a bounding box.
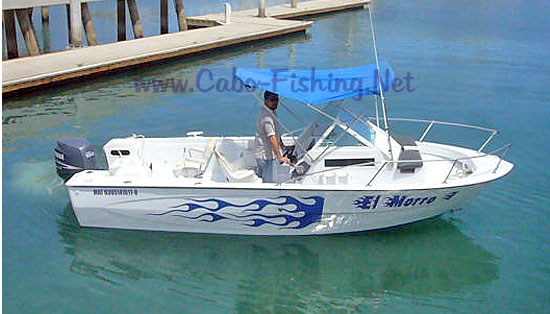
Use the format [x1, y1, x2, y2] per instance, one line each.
[398, 150, 423, 171]
[235, 140, 257, 170]
[173, 138, 217, 178]
[394, 135, 423, 172]
[213, 146, 261, 183]
[393, 135, 417, 147]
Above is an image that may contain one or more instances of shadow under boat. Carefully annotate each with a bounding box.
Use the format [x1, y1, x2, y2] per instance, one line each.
[57, 204, 498, 307]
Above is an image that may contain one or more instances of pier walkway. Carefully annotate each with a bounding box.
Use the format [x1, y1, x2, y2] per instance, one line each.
[2, 0, 369, 95]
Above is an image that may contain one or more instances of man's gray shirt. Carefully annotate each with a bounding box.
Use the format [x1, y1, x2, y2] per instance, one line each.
[254, 106, 280, 160]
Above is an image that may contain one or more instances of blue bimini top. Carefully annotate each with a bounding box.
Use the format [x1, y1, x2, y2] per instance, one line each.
[235, 62, 394, 105]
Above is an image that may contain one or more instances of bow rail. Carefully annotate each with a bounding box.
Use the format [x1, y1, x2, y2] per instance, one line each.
[367, 117, 499, 152]
[292, 143, 511, 185]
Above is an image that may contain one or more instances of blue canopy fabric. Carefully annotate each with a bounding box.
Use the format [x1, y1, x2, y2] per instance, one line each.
[235, 62, 394, 105]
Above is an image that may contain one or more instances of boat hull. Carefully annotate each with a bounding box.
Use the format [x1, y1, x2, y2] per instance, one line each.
[68, 184, 483, 235]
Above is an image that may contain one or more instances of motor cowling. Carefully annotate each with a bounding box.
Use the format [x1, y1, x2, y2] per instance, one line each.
[55, 138, 98, 182]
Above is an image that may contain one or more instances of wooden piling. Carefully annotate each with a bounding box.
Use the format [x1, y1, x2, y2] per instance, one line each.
[42, 14, 51, 53]
[66, 4, 72, 44]
[160, 0, 168, 34]
[291, 0, 298, 8]
[3, 10, 19, 59]
[41, 6, 49, 22]
[15, 8, 40, 56]
[223, 3, 231, 24]
[258, 0, 266, 17]
[69, 0, 83, 47]
[81, 3, 98, 45]
[41, 6, 50, 52]
[173, 0, 188, 31]
[117, 0, 126, 41]
[127, 0, 144, 38]
[27, 8, 36, 41]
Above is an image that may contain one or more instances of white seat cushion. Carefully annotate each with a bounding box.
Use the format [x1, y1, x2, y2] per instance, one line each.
[174, 138, 217, 178]
[214, 147, 261, 183]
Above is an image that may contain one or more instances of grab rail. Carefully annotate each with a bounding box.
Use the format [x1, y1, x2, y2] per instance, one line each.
[365, 143, 511, 186]
[442, 159, 459, 184]
[419, 121, 435, 142]
[367, 161, 387, 186]
[367, 117, 499, 152]
[492, 143, 512, 173]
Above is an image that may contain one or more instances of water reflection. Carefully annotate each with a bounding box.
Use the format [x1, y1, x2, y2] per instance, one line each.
[58, 206, 498, 311]
[288, 43, 296, 69]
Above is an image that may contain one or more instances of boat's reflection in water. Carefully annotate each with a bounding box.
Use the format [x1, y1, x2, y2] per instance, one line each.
[57, 205, 498, 310]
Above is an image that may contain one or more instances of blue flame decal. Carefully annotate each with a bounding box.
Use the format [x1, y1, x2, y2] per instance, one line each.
[149, 196, 324, 229]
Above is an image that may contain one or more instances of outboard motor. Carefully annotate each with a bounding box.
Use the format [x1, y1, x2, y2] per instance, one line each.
[54, 138, 98, 182]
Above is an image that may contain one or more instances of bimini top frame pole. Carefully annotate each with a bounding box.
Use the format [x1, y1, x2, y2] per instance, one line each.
[368, 4, 394, 160]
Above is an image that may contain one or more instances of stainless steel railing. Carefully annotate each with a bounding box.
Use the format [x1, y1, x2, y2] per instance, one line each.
[367, 117, 499, 152]
[285, 116, 511, 185]
[294, 142, 512, 185]
[364, 143, 512, 186]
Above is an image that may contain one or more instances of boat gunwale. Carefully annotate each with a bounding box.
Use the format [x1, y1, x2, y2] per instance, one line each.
[65, 161, 513, 192]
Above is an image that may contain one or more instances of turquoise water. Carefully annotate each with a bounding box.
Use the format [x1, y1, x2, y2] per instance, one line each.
[3, 0, 550, 312]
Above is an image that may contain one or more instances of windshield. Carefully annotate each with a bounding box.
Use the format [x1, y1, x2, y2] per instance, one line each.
[337, 107, 376, 145]
[294, 102, 340, 159]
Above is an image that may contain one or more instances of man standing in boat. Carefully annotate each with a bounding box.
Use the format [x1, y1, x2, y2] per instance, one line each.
[255, 91, 291, 183]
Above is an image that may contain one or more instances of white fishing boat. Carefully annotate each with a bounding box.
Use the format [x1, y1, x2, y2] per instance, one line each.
[54, 10, 513, 235]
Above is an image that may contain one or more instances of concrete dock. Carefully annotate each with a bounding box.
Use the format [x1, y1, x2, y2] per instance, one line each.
[2, 0, 369, 96]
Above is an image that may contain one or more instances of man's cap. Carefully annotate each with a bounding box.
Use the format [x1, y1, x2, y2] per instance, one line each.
[264, 90, 279, 100]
